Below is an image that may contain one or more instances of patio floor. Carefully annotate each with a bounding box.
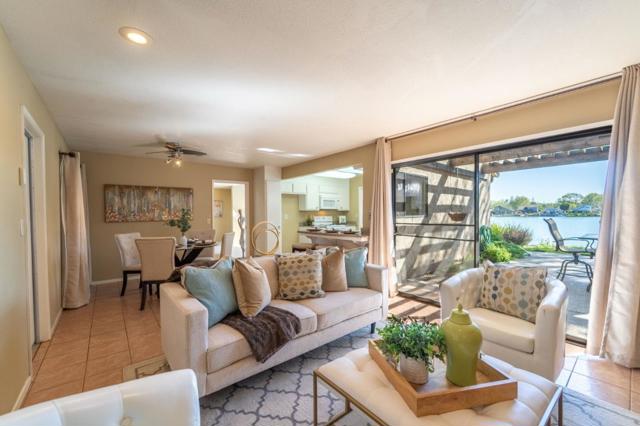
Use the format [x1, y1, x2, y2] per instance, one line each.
[397, 251, 593, 341]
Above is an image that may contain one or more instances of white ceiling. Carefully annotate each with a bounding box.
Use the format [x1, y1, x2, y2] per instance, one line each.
[1, 0, 639, 168]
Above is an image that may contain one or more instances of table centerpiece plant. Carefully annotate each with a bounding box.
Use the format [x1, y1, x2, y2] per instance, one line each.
[378, 315, 447, 384]
[166, 208, 192, 246]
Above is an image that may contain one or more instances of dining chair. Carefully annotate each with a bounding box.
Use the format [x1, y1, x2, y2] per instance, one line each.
[189, 229, 216, 260]
[220, 232, 235, 258]
[114, 232, 142, 297]
[135, 237, 176, 310]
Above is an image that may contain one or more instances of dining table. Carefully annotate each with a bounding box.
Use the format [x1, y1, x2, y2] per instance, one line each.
[175, 241, 217, 266]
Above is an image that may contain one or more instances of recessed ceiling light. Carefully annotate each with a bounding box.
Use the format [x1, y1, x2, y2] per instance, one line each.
[256, 147, 283, 153]
[119, 27, 152, 45]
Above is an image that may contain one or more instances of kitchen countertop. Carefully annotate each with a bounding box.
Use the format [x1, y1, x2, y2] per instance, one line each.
[298, 230, 369, 242]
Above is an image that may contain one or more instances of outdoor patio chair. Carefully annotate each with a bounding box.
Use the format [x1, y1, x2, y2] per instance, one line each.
[543, 218, 595, 292]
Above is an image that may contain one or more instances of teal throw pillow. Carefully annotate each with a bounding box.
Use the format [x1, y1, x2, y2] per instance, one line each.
[328, 247, 369, 288]
[184, 258, 237, 328]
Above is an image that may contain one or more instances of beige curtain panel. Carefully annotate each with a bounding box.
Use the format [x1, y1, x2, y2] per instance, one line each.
[587, 64, 640, 367]
[369, 137, 396, 296]
[60, 153, 91, 308]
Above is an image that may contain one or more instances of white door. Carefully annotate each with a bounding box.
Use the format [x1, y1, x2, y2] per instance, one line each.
[24, 131, 38, 346]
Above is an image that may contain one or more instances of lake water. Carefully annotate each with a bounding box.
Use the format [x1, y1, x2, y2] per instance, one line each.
[490, 216, 601, 245]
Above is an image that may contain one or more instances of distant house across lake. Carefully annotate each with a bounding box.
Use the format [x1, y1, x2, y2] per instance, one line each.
[491, 205, 514, 216]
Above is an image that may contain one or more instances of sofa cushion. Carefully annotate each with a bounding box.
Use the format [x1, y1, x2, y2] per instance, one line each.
[328, 247, 369, 288]
[277, 253, 324, 300]
[183, 258, 237, 328]
[468, 307, 535, 353]
[232, 257, 271, 317]
[207, 324, 252, 373]
[269, 299, 317, 336]
[321, 249, 348, 292]
[296, 288, 382, 330]
[206, 300, 318, 373]
[252, 256, 279, 298]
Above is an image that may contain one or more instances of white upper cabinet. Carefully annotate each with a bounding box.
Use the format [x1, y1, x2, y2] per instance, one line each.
[281, 176, 349, 211]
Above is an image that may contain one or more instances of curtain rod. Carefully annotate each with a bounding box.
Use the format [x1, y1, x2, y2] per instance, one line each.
[386, 71, 622, 141]
[59, 151, 76, 158]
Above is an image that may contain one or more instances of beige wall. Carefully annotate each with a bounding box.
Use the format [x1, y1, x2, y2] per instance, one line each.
[282, 144, 376, 232]
[391, 79, 620, 161]
[0, 26, 68, 413]
[347, 174, 363, 225]
[212, 188, 233, 240]
[81, 151, 253, 281]
[281, 194, 300, 253]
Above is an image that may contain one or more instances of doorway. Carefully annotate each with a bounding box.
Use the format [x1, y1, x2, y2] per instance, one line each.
[21, 106, 52, 364]
[212, 181, 249, 257]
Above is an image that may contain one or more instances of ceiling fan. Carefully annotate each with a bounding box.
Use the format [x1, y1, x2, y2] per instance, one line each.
[146, 142, 206, 167]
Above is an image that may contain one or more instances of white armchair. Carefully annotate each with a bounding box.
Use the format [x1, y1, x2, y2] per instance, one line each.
[440, 267, 568, 381]
[0, 370, 200, 426]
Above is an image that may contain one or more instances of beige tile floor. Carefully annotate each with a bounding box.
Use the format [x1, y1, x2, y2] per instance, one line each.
[23, 285, 640, 413]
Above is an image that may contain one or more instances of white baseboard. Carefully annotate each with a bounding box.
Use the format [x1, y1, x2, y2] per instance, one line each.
[91, 278, 121, 286]
[12, 376, 32, 411]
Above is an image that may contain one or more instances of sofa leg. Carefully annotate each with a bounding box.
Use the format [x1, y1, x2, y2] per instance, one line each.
[370, 323, 376, 334]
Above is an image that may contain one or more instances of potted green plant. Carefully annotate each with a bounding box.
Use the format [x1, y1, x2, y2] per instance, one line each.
[378, 315, 447, 384]
[166, 208, 192, 246]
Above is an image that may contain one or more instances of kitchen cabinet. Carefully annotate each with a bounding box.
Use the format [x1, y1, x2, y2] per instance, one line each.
[281, 180, 307, 195]
[299, 182, 319, 211]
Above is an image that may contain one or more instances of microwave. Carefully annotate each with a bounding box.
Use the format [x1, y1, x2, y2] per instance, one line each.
[319, 194, 340, 210]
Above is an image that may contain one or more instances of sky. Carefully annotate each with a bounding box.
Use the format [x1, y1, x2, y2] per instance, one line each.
[490, 160, 608, 203]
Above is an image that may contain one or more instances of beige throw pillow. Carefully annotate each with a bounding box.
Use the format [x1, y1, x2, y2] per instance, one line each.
[277, 253, 324, 300]
[232, 257, 271, 317]
[321, 249, 348, 292]
[479, 264, 547, 323]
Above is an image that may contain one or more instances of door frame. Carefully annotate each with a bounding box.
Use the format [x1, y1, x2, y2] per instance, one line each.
[212, 179, 251, 256]
[21, 106, 52, 358]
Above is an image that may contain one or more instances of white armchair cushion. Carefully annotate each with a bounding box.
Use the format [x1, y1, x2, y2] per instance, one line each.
[468, 308, 535, 353]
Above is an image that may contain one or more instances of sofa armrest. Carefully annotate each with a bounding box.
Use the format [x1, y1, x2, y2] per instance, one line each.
[160, 283, 208, 396]
[534, 278, 568, 375]
[440, 268, 484, 320]
[366, 264, 389, 318]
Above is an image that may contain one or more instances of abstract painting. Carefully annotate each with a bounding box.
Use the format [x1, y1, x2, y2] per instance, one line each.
[104, 184, 193, 223]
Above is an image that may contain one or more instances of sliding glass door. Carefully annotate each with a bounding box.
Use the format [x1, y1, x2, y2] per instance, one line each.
[392, 127, 611, 343]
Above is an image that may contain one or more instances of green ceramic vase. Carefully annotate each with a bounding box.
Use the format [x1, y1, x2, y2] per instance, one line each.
[441, 303, 483, 387]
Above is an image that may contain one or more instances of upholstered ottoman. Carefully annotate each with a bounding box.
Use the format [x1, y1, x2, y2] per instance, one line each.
[313, 348, 562, 426]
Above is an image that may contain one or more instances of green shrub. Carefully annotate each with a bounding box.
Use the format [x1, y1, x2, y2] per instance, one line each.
[499, 241, 527, 259]
[481, 242, 512, 263]
[501, 224, 533, 246]
[489, 224, 504, 241]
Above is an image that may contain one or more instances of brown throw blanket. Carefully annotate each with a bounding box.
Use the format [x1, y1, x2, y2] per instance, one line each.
[222, 306, 301, 363]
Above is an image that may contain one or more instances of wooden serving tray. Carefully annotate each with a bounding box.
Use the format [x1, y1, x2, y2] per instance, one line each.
[368, 340, 517, 416]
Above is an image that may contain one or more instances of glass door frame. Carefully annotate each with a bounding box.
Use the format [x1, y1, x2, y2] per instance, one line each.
[391, 125, 611, 306]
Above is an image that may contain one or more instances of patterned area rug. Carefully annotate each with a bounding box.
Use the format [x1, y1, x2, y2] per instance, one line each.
[126, 328, 640, 426]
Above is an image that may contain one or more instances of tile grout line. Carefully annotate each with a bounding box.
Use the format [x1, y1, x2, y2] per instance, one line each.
[82, 289, 98, 391]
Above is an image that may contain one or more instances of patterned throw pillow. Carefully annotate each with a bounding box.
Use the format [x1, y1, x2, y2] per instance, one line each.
[479, 265, 547, 323]
[277, 253, 324, 300]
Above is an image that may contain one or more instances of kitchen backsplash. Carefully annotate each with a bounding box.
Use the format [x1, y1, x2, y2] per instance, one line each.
[299, 210, 351, 225]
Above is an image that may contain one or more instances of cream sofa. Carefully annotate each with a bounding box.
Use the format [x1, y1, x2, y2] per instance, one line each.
[440, 267, 568, 381]
[0, 370, 199, 426]
[160, 256, 388, 397]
